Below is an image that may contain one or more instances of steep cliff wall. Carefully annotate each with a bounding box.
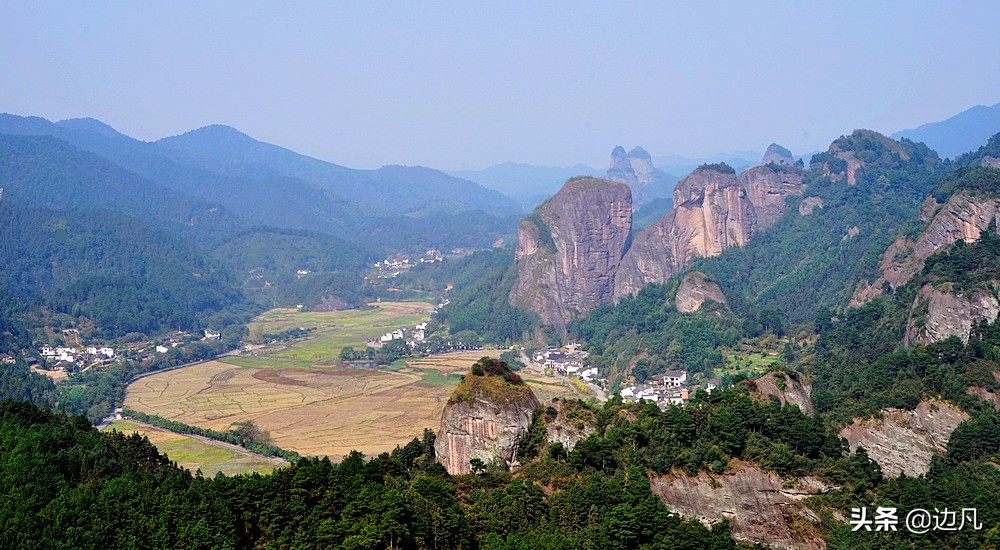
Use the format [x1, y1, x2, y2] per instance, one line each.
[650, 460, 831, 549]
[838, 400, 968, 478]
[435, 358, 541, 475]
[904, 283, 1000, 345]
[851, 192, 1000, 307]
[615, 165, 804, 298]
[508, 177, 631, 333]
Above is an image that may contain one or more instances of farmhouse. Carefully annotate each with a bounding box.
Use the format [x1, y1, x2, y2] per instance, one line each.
[0, 353, 14, 365]
[663, 370, 687, 388]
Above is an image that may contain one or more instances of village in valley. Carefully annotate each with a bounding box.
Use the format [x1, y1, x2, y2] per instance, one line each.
[532, 344, 721, 408]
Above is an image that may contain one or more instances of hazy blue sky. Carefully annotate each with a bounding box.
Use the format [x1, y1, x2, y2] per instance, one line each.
[2, 2, 999, 170]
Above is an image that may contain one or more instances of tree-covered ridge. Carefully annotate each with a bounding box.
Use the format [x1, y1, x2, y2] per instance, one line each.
[690, 131, 945, 324]
[422, 249, 541, 345]
[812, 226, 1000, 422]
[571, 279, 745, 389]
[0, 201, 247, 337]
[0, 400, 735, 549]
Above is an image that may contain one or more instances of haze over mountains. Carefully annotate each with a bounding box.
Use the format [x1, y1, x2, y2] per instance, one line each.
[893, 102, 1000, 159]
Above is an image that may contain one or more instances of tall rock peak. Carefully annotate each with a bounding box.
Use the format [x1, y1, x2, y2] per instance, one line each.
[614, 163, 805, 298]
[509, 177, 632, 333]
[435, 358, 541, 475]
[762, 143, 794, 166]
[606, 145, 672, 206]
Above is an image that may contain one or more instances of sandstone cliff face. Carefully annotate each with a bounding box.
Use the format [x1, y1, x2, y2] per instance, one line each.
[754, 372, 814, 415]
[614, 165, 805, 298]
[904, 283, 1000, 346]
[650, 460, 831, 549]
[509, 177, 632, 334]
[675, 271, 728, 313]
[851, 192, 1000, 308]
[838, 400, 968, 478]
[435, 368, 541, 475]
[762, 143, 795, 166]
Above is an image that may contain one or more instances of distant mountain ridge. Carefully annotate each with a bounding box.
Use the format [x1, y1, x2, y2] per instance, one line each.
[0, 113, 519, 249]
[893, 102, 1000, 159]
[446, 162, 603, 209]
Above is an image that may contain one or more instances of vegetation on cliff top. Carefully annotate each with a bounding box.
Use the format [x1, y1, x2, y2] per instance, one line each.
[450, 357, 534, 404]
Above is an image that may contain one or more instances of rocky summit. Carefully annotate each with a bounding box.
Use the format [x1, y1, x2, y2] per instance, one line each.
[614, 163, 806, 298]
[761, 143, 795, 166]
[434, 358, 541, 475]
[508, 177, 632, 334]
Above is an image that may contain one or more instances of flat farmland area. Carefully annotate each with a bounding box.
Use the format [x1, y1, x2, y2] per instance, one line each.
[102, 419, 285, 476]
[125, 302, 579, 458]
[248, 301, 435, 361]
[125, 350, 579, 458]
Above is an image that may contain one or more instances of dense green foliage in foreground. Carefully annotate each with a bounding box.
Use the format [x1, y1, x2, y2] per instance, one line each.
[0, 401, 733, 549]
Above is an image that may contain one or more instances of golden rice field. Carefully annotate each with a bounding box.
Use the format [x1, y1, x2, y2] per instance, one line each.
[125, 303, 579, 458]
[126, 351, 579, 458]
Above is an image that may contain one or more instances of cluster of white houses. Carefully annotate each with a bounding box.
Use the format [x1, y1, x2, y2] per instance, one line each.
[39, 345, 115, 365]
[619, 370, 722, 409]
[534, 347, 599, 381]
[371, 322, 428, 348]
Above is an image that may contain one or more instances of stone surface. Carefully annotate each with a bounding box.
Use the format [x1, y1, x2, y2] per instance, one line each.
[543, 400, 596, 452]
[851, 192, 1000, 307]
[614, 165, 805, 298]
[798, 197, 824, 216]
[754, 372, 814, 415]
[762, 143, 795, 166]
[675, 271, 728, 313]
[905, 283, 1000, 345]
[650, 460, 831, 549]
[508, 177, 632, 334]
[981, 155, 1000, 169]
[434, 378, 541, 475]
[838, 400, 968, 478]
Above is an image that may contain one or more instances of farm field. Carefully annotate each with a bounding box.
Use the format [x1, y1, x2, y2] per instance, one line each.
[125, 349, 579, 458]
[102, 419, 285, 476]
[247, 301, 435, 361]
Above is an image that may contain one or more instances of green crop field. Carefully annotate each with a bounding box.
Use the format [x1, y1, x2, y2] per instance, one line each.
[103, 420, 286, 476]
[248, 301, 435, 361]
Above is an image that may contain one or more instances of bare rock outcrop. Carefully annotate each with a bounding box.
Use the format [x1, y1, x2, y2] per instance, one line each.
[614, 164, 805, 298]
[904, 283, 1000, 346]
[508, 177, 632, 334]
[650, 460, 831, 549]
[435, 358, 541, 475]
[754, 372, 814, 415]
[851, 192, 1000, 307]
[969, 386, 1000, 409]
[838, 400, 968, 478]
[799, 197, 824, 216]
[675, 271, 728, 313]
[762, 143, 795, 166]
